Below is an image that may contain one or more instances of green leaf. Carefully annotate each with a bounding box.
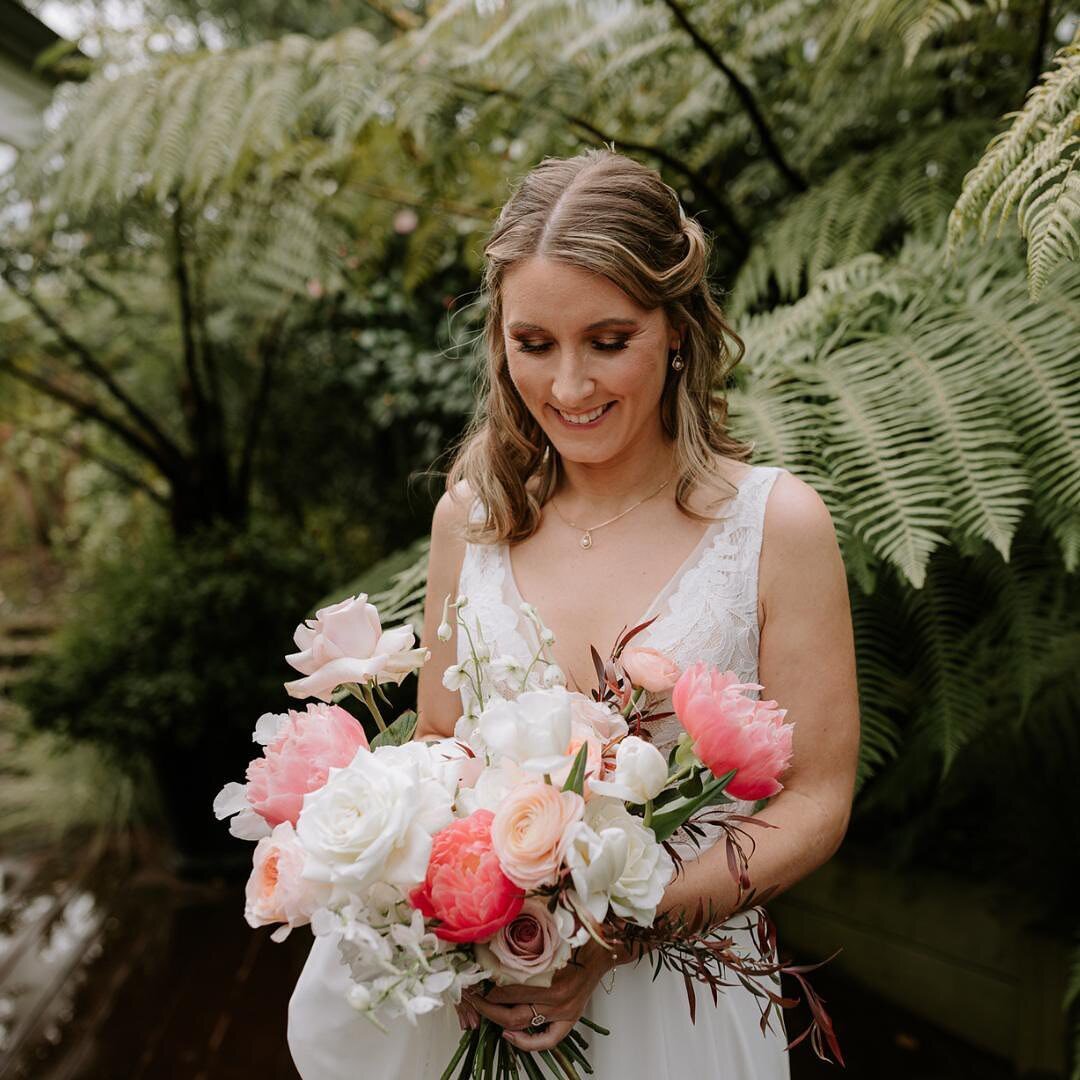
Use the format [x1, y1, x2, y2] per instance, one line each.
[561, 742, 590, 795]
[648, 770, 736, 842]
[370, 709, 417, 749]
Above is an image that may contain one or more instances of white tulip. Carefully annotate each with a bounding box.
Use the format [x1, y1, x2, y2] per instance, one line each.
[588, 736, 669, 804]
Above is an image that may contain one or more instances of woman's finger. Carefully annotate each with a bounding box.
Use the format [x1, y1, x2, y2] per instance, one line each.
[502, 1018, 574, 1053]
[466, 994, 534, 1031]
[484, 982, 560, 1006]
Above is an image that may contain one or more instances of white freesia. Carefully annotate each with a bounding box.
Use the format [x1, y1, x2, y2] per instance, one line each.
[295, 743, 454, 894]
[476, 688, 574, 773]
[588, 735, 669, 804]
[586, 800, 675, 926]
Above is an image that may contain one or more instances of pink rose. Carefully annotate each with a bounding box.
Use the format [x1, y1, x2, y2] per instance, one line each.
[476, 897, 574, 987]
[491, 781, 584, 890]
[621, 647, 682, 693]
[409, 810, 524, 943]
[569, 694, 628, 743]
[284, 592, 431, 702]
[245, 822, 329, 942]
[214, 703, 369, 838]
[672, 662, 794, 801]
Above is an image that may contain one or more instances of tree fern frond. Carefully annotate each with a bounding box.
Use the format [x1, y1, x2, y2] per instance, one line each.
[946, 30, 1080, 296]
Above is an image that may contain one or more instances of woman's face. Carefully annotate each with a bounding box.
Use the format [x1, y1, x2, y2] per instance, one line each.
[500, 257, 681, 466]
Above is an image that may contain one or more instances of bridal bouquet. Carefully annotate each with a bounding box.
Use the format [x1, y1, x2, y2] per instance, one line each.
[214, 591, 842, 1077]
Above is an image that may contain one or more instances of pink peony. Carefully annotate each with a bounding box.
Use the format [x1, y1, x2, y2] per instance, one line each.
[621, 647, 682, 694]
[490, 781, 584, 890]
[244, 821, 329, 942]
[246, 702, 369, 827]
[409, 810, 525, 943]
[671, 661, 794, 801]
[284, 592, 431, 702]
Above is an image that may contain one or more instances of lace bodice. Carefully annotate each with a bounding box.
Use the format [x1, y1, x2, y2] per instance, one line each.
[456, 465, 785, 822]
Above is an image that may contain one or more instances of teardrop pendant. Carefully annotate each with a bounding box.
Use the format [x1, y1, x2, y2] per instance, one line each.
[580, 530, 593, 549]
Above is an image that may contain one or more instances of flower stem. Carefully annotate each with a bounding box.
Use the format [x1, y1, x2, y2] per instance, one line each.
[348, 681, 387, 733]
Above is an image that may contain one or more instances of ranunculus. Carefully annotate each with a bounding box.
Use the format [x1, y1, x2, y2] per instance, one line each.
[620, 647, 682, 694]
[213, 703, 369, 840]
[284, 593, 431, 702]
[476, 688, 574, 774]
[296, 742, 455, 893]
[475, 897, 575, 986]
[588, 735, 668, 804]
[585, 799, 674, 926]
[672, 661, 794, 801]
[490, 781, 584, 890]
[409, 810, 524, 943]
[244, 821, 330, 941]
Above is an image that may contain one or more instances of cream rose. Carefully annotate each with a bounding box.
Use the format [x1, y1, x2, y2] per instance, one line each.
[490, 780, 584, 890]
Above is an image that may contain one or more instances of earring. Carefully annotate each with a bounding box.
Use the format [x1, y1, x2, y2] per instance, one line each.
[670, 351, 684, 371]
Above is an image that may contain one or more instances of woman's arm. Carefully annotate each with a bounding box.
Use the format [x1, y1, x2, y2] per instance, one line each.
[657, 470, 861, 926]
[412, 482, 473, 742]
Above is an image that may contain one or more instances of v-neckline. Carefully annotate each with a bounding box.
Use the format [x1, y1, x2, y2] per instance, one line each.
[500, 468, 755, 655]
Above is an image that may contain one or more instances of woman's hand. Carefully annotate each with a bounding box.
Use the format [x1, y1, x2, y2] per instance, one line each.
[464, 937, 628, 1052]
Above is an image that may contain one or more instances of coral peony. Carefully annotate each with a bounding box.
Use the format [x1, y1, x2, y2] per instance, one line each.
[671, 661, 794, 801]
[409, 810, 524, 943]
[620, 646, 682, 694]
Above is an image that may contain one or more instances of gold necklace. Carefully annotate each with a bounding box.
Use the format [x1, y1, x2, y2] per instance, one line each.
[550, 474, 673, 549]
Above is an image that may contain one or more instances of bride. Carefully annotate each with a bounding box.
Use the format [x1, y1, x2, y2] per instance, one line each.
[287, 148, 860, 1078]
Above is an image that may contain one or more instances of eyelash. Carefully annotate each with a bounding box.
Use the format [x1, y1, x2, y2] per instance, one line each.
[513, 340, 630, 354]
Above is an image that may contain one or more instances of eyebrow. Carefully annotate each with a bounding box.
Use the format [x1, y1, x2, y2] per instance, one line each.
[506, 317, 641, 333]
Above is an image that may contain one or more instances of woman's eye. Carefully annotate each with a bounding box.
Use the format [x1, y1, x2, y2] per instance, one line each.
[514, 339, 629, 354]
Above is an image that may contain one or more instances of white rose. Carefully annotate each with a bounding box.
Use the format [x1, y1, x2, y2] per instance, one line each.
[562, 819, 630, 929]
[284, 593, 430, 702]
[585, 800, 675, 926]
[295, 743, 453, 894]
[476, 688, 573, 773]
[454, 760, 530, 816]
[588, 736, 669, 804]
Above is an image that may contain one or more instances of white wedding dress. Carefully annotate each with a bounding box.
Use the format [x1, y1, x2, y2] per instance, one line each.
[288, 464, 791, 1079]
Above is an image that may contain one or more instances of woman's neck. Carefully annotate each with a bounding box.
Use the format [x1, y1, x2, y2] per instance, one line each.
[551, 439, 678, 519]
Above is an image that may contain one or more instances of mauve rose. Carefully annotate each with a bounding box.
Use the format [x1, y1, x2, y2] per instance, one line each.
[621, 647, 682, 693]
[409, 810, 524, 943]
[476, 897, 574, 987]
[672, 661, 794, 800]
[284, 593, 431, 702]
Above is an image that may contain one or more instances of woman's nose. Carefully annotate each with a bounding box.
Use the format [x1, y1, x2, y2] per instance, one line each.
[550, 351, 596, 405]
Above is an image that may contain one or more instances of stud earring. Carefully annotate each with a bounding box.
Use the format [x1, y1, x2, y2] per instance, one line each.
[670, 351, 684, 371]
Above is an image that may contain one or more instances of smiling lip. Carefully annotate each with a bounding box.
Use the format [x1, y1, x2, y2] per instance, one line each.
[550, 402, 616, 428]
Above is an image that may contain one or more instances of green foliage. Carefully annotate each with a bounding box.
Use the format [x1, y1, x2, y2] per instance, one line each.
[948, 28, 1080, 299]
[370, 708, 418, 749]
[10, 515, 336, 765]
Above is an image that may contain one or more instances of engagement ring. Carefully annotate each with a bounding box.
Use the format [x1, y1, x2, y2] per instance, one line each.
[528, 1005, 548, 1028]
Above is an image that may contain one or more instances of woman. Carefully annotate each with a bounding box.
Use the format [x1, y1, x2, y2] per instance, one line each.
[287, 148, 860, 1078]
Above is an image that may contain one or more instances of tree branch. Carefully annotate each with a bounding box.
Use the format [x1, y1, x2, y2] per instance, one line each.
[236, 307, 290, 505]
[659, 0, 807, 193]
[171, 200, 208, 429]
[0, 359, 179, 480]
[0, 266, 187, 473]
[443, 75, 750, 251]
[18, 420, 170, 508]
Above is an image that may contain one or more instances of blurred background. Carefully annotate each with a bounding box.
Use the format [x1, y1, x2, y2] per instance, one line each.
[0, 0, 1078, 1077]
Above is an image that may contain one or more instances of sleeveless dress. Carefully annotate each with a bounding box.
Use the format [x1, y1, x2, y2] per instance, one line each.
[287, 464, 791, 1079]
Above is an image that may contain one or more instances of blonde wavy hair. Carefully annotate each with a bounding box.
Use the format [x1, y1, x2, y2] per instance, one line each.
[443, 147, 754, 545]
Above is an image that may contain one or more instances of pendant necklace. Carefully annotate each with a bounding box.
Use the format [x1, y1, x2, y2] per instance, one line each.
[549, 473, 673, 549]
